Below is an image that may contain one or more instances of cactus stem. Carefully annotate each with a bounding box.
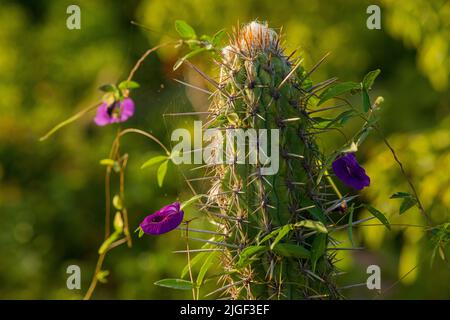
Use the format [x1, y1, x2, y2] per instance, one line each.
[197, 22, 345, 299]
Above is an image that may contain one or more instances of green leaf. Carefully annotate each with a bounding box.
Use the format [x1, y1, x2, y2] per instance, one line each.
[261, 220, 327, 249]
[299, 199, 326, 223]
[399, 197, 417, 214]
[154, 278, 194, 290]
[294, 220, 328, 234]
[337, 110, 355, 125]
[98, 231, 120, 254]
[96, 270, 110, 283]
[113, 211, 124, 232]
[311, 117, 333, 128]
[175, 20, 196, 39]
[356, 127, 373, 146]
[259, 229, 280, 244]
[362, 89, 371, 112]
[390, 191, 414, 199]
[141, 155, 168, 169]
[157, 160, 169, 187]
[237, 246, 267, 268]
[362, 69, 381, 90]
[390, 192, 417, 214]
[311, 234, 327, 272]
[347, 205, 354, 246]
[226, 113, 240, 126]
[318, 82, 361, 105]
[181, 251, 208, 278]
[312, 110, 355, 129]
[180, 194, 204, 210]
[199, 34, 212, 42]
[365, 205, 391, 230]
[270, 225, 293, 250]
[134, 226, 145, 238]
[438, 245, 446, 261]
[212, 29, 225, 47]
[118, 80, 140, 91]
[173, 48, 207, 71]
[99, 84, 117, 93]
[272, 243, 310, 259]
[196, 252, 218, 287]
[112, 195, 123, 210]
[112, 161, 121, 173]
[100, 159, 115, 166]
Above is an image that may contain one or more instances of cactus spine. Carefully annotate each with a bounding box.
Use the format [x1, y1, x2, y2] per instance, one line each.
[201, 21, 341, 299]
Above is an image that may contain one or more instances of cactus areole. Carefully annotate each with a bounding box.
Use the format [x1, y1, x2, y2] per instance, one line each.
[200, 21, 342, 299]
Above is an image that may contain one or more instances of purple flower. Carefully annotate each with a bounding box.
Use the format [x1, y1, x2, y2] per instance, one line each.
[94, 98, 135, 126]
[139, 202, 184, 235]
[332, 153, 370, 190]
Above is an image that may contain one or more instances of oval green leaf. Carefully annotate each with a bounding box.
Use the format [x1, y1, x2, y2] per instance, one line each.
[175, 20, 196, 39]
[141, 155, 168, 169]
[318, 82, 361, 105]
[154, 278, 194, 290]
[237, 246, 267, 267]
[272, 243, 310, 259]
[365, 205, 391, 230]
[157, 160, 169, 187]
[196, 251, 218, 287]
[311, 234, 327, 272]
[362, 69, 381, 90]
[118, 80, 140, 91]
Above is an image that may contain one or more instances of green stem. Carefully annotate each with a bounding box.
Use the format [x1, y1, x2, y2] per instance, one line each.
[39, 103, 99, 141]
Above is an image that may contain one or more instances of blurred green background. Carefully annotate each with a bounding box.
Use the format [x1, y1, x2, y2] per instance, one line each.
[0, 0, 448, 299]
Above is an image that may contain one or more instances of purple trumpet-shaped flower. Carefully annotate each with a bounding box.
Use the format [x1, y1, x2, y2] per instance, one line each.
[332, 153, 370, 190]
[94, 97, 135, 126]
[139, 202, 184, 235]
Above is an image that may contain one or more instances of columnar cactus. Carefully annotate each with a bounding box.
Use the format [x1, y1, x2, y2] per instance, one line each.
[201, 21, 341, 299]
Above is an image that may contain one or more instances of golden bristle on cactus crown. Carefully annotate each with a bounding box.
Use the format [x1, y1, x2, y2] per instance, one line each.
[222, 21, 283, 61]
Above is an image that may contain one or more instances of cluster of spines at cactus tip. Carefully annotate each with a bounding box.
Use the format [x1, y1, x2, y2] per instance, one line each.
[198, 21, 341, 299]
